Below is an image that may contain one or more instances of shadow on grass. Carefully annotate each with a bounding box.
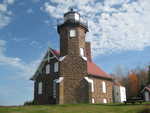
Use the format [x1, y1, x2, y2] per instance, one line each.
[139, 108, 150, 113]
[88, 103, 150, 107]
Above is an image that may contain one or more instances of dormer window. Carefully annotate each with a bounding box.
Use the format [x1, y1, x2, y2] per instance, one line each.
[69, 29, 76, 37]
[46, 64, 50, 74]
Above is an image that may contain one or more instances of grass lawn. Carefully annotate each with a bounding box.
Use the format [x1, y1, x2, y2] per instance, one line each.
[0, 103, 150, 113]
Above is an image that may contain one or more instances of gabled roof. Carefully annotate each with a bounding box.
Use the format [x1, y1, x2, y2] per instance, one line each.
[51, 49, 60, 57]
[141, 85, 150, 93]
[30, 48, 59, 80]
[87, 61, 112, 79]
[31, 48, 112, 80]
[113, 81, 122, 86]
[145, 87, 150, 92]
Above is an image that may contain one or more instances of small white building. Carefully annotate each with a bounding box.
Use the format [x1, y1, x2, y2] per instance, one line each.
[141, 85, 150, 102]
[113, 82, 126, 103]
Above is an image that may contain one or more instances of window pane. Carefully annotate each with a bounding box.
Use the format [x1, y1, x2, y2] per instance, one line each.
[102, 81, 106, 93]
[75, 13, 80, 21]
[70, 29, 76, 37]
[38, 82, 42, 95]
[54, 62, 58, 72]
[46, 64, 50, 74]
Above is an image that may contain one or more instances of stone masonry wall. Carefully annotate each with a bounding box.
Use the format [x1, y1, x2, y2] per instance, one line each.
[59, 25, 87, 57]
[34, 58, 59, 105]
[89, 76, 113, 103]
[59, 56, 89, 104]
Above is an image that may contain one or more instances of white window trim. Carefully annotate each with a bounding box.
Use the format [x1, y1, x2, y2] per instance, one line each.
[80, 48, 84, 57]
[81, 56, 87, 61]
[80, 48, 87, 61]
[46, 64, 50, 74]
[59, 56, 66, 61]
[55, 77, 64, 83]
[102, 81, 106, 93]
[84, 77, 94, 92]
[54, 62, 59, 72]
[38, 82, 42, 95]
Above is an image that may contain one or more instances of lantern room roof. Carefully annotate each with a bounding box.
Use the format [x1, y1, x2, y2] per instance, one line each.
[57, 9, 88, 33]
[64, 8, 79, 17]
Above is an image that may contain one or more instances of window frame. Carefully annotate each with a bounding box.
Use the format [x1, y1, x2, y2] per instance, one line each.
[38, 82, 42, 95]
[80, 48, 84, 57]
[69, 29, 76, 38]
[46, 64, 50, 74]
[54, 62, 59, 72]
[102, 81, 106, 93]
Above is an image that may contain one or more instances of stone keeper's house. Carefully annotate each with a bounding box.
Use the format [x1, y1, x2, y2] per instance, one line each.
[30, 9, 113, 105]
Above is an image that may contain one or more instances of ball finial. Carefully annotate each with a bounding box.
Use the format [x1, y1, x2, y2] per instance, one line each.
[69, 7, 74, 12]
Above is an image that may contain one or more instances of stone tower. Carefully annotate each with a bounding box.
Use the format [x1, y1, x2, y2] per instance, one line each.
[57, 9, 88, 57]
[57, 9, 90, 104]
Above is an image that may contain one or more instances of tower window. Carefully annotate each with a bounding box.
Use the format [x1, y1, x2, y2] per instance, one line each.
[38, 82, 42, 95]
[80, 48, 84, 57]
[69, 29, 76, 37]
[46, 64, 50, 74]
[54, 62, 58, 72]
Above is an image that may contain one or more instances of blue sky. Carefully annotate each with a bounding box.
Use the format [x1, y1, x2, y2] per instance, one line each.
[0, 0, 150, 105]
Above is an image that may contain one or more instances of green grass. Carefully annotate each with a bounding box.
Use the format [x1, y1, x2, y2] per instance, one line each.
[0, 103, 150, 113]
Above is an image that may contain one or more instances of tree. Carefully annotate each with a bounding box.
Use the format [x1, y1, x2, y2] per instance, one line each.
[128, 71, 139, 97]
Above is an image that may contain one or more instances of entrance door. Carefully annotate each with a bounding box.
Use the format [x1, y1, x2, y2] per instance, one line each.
[52, 80, 57, 104]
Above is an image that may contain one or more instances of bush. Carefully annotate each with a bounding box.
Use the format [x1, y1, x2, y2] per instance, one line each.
[24, 100, 34, 105]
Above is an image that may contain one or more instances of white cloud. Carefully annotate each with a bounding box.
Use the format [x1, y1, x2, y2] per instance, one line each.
[0, 0, 15, 29]
[0, 4, 7, 12]
[43, 0, 150, 57]
[0, 40, 41, 79]
[4, 0, 15, 5]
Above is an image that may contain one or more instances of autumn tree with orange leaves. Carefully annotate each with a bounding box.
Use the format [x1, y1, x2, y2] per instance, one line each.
[127, 72, 139, 97]
[112, 66, 149, 98]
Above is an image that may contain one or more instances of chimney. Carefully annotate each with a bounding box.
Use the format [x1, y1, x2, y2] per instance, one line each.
[85, 42, 92, 62]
